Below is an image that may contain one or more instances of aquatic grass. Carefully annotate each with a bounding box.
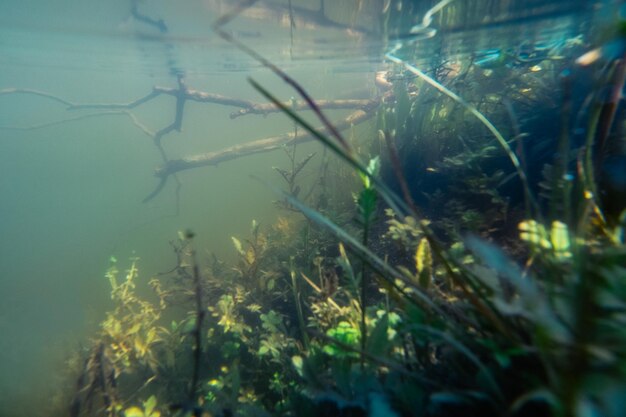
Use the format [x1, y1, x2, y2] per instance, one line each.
[216, 1, 490, 297]
[62, 5, 626, 417]
[250, 78, 513, 338]
[257, 176, 444, 317]
[247, 41, 626, 417]
[355, 157, 380, 367]
[385, 47, 539, 219]
[228, 12, 576, 410]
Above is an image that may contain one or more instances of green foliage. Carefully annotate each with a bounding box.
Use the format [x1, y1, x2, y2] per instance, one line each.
[323, 321, 360, 358]
[258, 311, 295, 361]
[63, 10, 626, 417]
[384, 208, 425, 250]
[355, 157, 380, 225]
[101, 258, 166, 373]
[244, 24, 626, 416]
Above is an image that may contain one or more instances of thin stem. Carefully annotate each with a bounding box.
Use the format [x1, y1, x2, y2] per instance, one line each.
[187, 233, 204, 402]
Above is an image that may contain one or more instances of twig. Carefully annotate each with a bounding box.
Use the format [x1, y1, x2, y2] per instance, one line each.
[131, 0, 168, 33]
[67, 90, 161, 110]
[0, 110, 155, 137]
[0, 88, 74, 106]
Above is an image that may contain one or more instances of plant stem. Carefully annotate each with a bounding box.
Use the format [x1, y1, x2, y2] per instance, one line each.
[360, 218, 369, 369]
[290, 257, 309, 349]
[188, 233, 204, 403]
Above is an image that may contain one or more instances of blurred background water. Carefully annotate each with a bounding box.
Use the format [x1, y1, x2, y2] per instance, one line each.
[0, 0, 615, 415]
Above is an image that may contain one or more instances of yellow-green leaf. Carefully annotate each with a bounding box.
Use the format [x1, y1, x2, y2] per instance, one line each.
[124, 406, 144, 417]
[550, 221, 572, 259]
[143, 395, 157, 416]
[245, 248, 256, 265]
[415, 237, 432, 288]
[127, 322, 141, 335]
[231, 237, 244, 255]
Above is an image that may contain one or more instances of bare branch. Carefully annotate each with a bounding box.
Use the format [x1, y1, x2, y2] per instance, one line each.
[155, 106, 377, 179]
[2, 81, 382, 207]
[0, 110, 155, 137]
[0, 88, 75, 107]
[67, 90, 162, 110]
[229, 98, 377, 119]
[155, 86, 256, 109]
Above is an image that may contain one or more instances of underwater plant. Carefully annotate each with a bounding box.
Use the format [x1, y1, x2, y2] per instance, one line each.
[227, 5, 626, 417]
[49, 3, 626, 417]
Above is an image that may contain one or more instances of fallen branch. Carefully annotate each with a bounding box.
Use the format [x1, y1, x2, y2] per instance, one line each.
[155, 104, 378, 179]
[229, 98, 376, 119]
[0, 110, 154, 136]
[0, 88, 74, 106]
[2, 83, 383, 206]
[1, 85, 375, 136]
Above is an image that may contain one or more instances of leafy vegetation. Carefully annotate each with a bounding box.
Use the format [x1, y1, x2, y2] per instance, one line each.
[58, 6, 626, 417]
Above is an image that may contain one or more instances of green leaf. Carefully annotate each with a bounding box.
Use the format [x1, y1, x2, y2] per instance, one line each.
[231, 236, 244, 255]
[358, 188, 378, 222]
[261, 310, 282, 332]
[124, 406, 144, 417]
[465, 235, 524, 283]
[367, 314, 390, 357]
[180, 316, 196, 334]
[292, 355, 304, 377]
[415, 237, 432, 288]
[143, 395, 157, 416]
[359, 156, 381, 188]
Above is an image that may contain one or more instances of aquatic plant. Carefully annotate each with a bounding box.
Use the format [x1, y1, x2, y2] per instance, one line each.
[101, 258, 166, 374]
[52, 3, 626, 417]
[123, 396, 161, 417]
[273, 145, 316, 212]
[69, 258, 169, 417]
[232, 7, 626, 415]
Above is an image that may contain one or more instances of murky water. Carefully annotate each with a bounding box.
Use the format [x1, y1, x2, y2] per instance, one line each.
[0, 0, 615, 415]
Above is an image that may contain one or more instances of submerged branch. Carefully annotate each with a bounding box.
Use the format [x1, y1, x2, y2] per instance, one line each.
[155, 106, 378, 178]
[2, 81, 381, 206]
[0, 88, 75, 106]
[229, 98, 377, 119]
[0, 110, 152, 135]
[0, 85, 374, 135]
[67, 90, 162, 110]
